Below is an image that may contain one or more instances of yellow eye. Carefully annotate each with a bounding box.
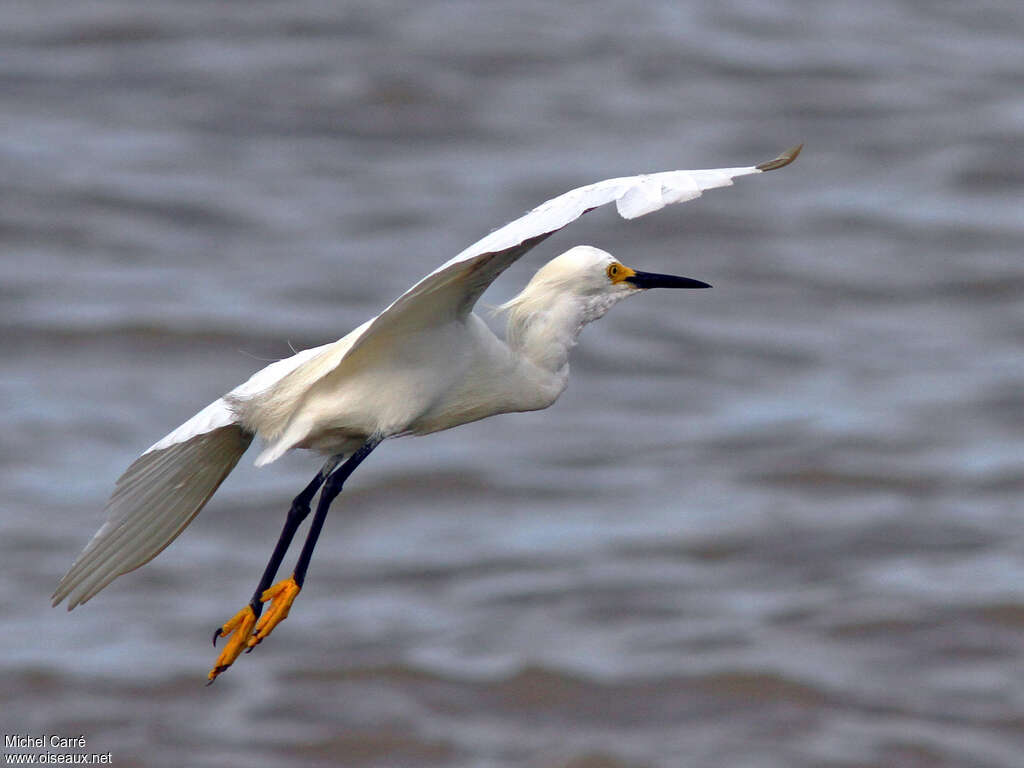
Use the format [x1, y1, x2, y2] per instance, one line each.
[608, 264, 619, 278]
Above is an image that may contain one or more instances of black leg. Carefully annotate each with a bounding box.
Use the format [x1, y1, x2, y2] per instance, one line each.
[212, 458, 337, 648]
[293, 438, 379, 588]
[246, 459, 337, 617]
[207, 439, 381, 681]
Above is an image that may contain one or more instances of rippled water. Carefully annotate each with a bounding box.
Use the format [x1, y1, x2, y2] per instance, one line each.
[3, 1, 1023, 766]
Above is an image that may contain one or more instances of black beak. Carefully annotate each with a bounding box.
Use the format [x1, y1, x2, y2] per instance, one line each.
[625, 270, 711, 290]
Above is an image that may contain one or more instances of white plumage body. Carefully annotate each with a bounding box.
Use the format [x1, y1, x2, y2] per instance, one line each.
[53, 145, 800, 610]
[246, 311, 559, 461]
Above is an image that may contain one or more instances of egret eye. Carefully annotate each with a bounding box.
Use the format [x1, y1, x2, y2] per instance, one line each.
[606, 262, 635, 284]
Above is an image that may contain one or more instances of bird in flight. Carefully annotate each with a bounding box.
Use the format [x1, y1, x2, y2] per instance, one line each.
[52, 144, 801, 682]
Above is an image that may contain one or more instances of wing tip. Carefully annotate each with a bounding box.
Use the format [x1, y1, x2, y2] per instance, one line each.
[52, 564, 99, 610]
[756, 143, 803, 172]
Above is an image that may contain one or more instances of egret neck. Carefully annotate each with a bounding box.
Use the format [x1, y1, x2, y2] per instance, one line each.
[498, 245, 712, 415]
[505, 286, 625, 379]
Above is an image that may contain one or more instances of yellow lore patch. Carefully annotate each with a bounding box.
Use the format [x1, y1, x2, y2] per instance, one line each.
[606, 262, 636, 284]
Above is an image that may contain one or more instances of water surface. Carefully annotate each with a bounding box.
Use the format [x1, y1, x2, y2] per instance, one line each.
[3, 2, 1023, 766]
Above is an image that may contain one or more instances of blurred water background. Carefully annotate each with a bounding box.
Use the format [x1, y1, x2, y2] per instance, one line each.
[3, 1, 1023, 766]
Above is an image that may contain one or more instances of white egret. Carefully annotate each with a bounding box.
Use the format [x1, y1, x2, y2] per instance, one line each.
[52, 144, 801, 681]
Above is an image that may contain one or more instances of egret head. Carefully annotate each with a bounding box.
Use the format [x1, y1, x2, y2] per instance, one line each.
[505, 245, 708, 314]
[500, 245, 709, 351]
[541, 245, 709, 297]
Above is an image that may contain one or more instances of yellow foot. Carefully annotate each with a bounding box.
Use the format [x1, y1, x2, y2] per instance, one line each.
[248, 576, 301, 648]
[208, 605, 256, 683]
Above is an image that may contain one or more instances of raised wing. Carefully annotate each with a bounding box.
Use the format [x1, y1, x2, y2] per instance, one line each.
[343, 144, 802, 346]
[237, 145, 801, 466]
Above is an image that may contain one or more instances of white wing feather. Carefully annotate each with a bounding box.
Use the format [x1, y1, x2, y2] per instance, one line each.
[323, 153, 799, 356]
[380, 163, 760, 329]
[52, 343, 334, 608]
[52, 424, 253, 608]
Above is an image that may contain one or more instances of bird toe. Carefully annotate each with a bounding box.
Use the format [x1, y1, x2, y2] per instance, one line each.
[248, 576, 301, 648]
[207, 605, 257, 683]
